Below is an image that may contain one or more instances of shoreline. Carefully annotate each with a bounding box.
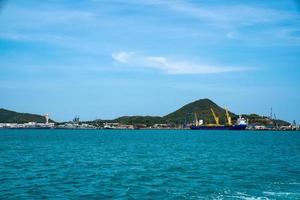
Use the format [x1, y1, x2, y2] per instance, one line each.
[0, 127, 299, 131]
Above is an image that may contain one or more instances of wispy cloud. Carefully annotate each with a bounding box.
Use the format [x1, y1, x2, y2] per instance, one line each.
[0, 32, 70, 43]
[104, 0, 300, 46]
[3, 5, 95, 26]
[122, 0, 297, 27]
[112, 51, 251, 74]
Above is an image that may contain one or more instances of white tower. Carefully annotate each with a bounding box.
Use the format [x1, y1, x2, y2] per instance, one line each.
[45, 114, 49, 124]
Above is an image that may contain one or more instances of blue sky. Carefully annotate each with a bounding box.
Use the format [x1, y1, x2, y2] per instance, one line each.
[0, 0, 300, 122]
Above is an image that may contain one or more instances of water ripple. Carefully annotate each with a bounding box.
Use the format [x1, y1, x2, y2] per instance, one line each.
[0, 130, 299, 199]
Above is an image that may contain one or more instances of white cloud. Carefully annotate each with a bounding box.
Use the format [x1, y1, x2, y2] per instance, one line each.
[112, 51, 251, 74]
[112, 51, 136, 63]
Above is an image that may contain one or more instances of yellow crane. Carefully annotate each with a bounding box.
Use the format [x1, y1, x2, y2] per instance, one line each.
[210, 108, 220, 125]
[225, 108, 232, 126]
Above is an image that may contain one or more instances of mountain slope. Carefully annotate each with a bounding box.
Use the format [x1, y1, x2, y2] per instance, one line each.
[164, 98, 238, 125]
[115, 116, 166, 126]
[0, 108, 54, 123]
[91, 98, 290, 126]
[102, 99, 238, 126]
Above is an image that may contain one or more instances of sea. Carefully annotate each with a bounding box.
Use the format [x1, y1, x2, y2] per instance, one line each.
[0, 129, 299, 199]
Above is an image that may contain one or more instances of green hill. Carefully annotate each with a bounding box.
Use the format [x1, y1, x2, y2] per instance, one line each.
[0, 108, 55, 123]
[115, 116, 166, 126]
[94, 99, 239, 126]
[164, 98, 237, 125]
[94, 98, 290, 126]
[244, 113, 290, 126]
[164, 99, 290, 126]
[1, 99, 290, 126]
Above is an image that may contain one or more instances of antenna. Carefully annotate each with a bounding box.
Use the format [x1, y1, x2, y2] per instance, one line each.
[270, 107, 273, 120]
[273, 113, 278, 129]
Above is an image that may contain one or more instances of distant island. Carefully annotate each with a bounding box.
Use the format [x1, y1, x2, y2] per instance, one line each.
[0, 99, 294, 130]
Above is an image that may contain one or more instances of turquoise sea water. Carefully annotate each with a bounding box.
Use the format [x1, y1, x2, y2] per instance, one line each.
[0, 130, 299, 199]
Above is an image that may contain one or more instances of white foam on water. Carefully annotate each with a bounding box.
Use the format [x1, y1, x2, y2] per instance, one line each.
[263, 191, 300, 197]
[222, 192, 270, 200]
[273, 182, 300, 185]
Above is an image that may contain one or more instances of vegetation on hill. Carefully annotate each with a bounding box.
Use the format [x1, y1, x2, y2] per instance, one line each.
[1, 99, 290, 126]
[0, 108, 54, 123]
[114, 116, 166, 126]
[94, 99, 290, 126]
[244, 114, 290, 126]
[164, 98, 237, 125]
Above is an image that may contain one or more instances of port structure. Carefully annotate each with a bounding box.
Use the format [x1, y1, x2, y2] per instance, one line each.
[194, 108, 229, 126]
[225, 108, 232, 126]
[45, 114, 49, 124]
[210, 108, 220, 126]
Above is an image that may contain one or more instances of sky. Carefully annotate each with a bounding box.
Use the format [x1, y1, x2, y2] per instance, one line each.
[0, 0, 300, 122]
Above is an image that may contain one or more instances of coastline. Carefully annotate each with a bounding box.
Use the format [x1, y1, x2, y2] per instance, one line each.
[0, 127, 299, 131]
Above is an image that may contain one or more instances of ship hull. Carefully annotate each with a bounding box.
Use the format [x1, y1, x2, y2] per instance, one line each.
[190, 124, 247, 130]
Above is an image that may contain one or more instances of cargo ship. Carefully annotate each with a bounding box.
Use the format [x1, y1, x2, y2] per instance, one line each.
[190, 108, 247, 130]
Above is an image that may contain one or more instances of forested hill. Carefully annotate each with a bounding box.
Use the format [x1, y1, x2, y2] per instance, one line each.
[0, 108, 55, 123]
